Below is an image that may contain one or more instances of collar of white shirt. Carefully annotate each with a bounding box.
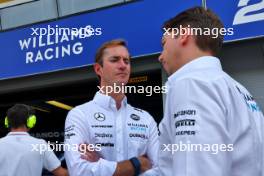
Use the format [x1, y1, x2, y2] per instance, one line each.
[93, 91, 127, 110]
[167, 56, 222, 84]
[7, 132, 29, 136]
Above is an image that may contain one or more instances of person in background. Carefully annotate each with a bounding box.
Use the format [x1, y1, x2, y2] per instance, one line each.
[0, 104, 68, 176]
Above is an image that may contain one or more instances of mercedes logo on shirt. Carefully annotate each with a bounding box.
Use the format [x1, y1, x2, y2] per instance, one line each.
[94, 112, 106, 121]
[130, 114, 140, 121]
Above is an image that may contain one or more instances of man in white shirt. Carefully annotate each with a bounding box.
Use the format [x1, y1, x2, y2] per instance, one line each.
[0, 104, 68, 176]
[64, 39, 159, 176]
[158, 6, 264, 176]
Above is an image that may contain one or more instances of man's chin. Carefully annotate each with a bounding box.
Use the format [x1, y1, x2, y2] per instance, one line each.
[115, 81, 127, 86]
[161, 67, 171, 76]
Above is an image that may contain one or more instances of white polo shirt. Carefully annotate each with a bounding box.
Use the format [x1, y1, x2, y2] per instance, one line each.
[159, 56, 264, 176]
[0, 132, 61, 176]
[64, 92, 159, 176]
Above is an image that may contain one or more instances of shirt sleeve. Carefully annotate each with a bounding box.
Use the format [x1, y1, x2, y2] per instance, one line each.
[42, 140, 61, 172]
[141, 114, 159, 176]
[159, 78, 232, 176]
[64, 108, 117, 176]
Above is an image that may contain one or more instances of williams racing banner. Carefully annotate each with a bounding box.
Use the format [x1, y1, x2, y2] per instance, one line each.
[0, 0, 264, 80]
[0, 0, 200, 80]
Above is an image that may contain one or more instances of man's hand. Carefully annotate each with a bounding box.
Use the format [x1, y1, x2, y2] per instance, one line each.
[138, 155, 152, 173]
[52, 166, 68, 176]
[79, 143, 101, 162]
[113, 155, 152, 176]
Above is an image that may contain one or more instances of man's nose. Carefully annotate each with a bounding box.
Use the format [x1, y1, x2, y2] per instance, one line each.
[158, 53, 163, 62]
[118, 59, 127, 69]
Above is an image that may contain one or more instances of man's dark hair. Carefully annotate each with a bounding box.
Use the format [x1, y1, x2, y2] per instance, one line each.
[163, 6, 224, 56]
[6, 104, 35, 129]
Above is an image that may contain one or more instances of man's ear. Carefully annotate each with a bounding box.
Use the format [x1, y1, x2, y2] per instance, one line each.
[180, 27, 191, 46]
[94, 63, 102, 77]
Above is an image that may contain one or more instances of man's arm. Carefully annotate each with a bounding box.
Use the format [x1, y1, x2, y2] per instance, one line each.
[42, 140, 67, 176]
[65, 108, 150, 176]
[113, 156, 151, 176]
[64, 109, 117, 176]
[141, 115, 159, 176]
[52, 166, 68, 176]
[80, 147, 151, 176]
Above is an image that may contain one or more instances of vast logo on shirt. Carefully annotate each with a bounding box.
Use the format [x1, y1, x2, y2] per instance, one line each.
[94, 112, 106, 121]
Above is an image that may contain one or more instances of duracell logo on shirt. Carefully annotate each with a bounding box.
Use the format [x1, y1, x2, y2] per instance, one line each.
[95, 133, 113, 138]
[129, 133, 148, 139]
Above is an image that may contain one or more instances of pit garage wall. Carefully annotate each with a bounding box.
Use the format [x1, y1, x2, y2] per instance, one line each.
[0, 55, 162, 139]
[221, 38, 264, 111]
[0, 54, 161, 105]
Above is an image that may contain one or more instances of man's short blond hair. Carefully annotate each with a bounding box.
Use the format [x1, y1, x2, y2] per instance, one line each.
[95, 39, 127, 66]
